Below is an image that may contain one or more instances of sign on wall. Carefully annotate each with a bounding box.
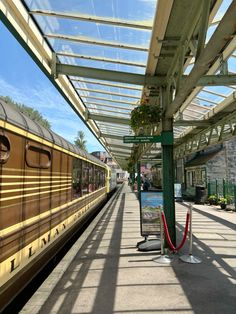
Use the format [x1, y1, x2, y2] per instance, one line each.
[140, 191, 163, 236]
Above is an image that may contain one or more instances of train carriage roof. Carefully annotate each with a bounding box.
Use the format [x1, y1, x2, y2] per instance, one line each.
[0, 99, 106, 168]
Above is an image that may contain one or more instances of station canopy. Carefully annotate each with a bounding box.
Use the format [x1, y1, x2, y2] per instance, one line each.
[0, 0, 235, 168]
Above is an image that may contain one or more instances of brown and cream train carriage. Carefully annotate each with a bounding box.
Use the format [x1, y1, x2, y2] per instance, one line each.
[0, 99, 112, 311]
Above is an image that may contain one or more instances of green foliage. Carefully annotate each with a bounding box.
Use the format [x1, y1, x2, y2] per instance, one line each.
[1, 95, 51, 129]
[219, 197, 227, 204]
[219, 196, 232, 204]
[130, 104, 161, 132]
[208, 194, 218, 205]
[74, 130, 87, 151]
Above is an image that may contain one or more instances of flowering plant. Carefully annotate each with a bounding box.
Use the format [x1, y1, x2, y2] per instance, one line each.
[130, 104, 161, 132]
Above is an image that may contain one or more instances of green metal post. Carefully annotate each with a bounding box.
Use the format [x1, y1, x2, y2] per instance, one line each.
[215, 179, 218, 196]
[137, 161, 141, 195]
[207, 182, 211, 196]
[234, 185, 236, 212]
[162, 117, 176, 246]
[131, 169, 135, 185]
[223, 179, 226, 198]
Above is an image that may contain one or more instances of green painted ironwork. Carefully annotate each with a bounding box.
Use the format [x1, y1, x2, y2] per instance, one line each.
[208, 179, 236, 211]
[123, 132, 173, 144]
[162, 129, 176, 246]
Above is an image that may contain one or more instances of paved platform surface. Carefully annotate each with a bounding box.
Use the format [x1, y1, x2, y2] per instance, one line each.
[21, 183, 236, 314]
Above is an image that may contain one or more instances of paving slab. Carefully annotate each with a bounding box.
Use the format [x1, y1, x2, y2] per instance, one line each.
[20, 184, 236, 314]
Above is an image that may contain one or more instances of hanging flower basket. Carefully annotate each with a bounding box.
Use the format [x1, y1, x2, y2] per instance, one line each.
[130, 104, 161, 132]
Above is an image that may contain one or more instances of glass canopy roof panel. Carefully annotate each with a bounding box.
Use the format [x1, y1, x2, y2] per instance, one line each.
[25, 0, 157, 21]
[72, 80, 142, 98]
[29, 15, 152, 47]
[191, 97, 216, 108]
[87, 108, 132, 116]
[89, 108, 130, 117]
[83, 100, 134, 110]
[58, 55, 146, 75]
[52, 41, 148, 65]
[80, 92, 138, 104]
[97, 122, 132, 131]
[70, 77, 142, 89]
[228, 53, 236, 73]
[203, 85, 234, 97]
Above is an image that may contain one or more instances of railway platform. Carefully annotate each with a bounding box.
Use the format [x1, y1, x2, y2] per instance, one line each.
[20, 183, 236, 314]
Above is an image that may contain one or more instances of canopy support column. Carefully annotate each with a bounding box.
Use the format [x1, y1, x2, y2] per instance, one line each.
[161, 88, 176, 246]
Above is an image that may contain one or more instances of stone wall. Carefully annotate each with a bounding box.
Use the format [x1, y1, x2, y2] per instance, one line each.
[224, 138, 236, 184]
[206, 150, 226, 182]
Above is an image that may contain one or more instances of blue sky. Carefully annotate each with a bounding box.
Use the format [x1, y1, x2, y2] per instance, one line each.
[0, 21, 104, 153]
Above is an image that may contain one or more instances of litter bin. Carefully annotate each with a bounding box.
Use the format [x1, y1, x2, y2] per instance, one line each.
[195, 185, 206, 204]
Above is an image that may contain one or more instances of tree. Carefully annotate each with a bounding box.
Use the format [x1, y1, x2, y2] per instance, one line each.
[0, 95, 51, 129]
[74, 131, 87, 151]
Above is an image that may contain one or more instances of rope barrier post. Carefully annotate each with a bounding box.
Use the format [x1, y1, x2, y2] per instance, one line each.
[180, 204, 202, 264]
[153, 210, 172, 264]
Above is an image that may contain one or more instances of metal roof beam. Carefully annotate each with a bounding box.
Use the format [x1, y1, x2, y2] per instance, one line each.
[89, 113, 130, 125]
[108, 144, 133, 150]
[85, 102, 132, 111]
[189, 102, 212, 110]
[101, 131, 129, 138]
[77, 87, 140, 99]
[57, 63, 236, 87]
[97, 123, 130, 129]
[195, 0, 211, 60]
[98, 126, 131, 133]
[89, 108, 130, 116]
[110, 150, 131, 156]
[185, 107, 207, 114]
[30, 10, 153, 30]
[56, 64, 165, 86]
[57, 52, 146, 68]
[196, 75, 236, 86]
[99, 127, 129, 133]
[45, 33, 148, 52]
[182, 112, 202, 119]
[81, 95, 136, 105]
[112, 154, 129, 159]
[173, 1, 236, 117]
[100, 133, 123, 140]
[174, 120, 211, 127]
[71, 79, 142, 91]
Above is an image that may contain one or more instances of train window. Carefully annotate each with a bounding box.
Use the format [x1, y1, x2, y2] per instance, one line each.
[82, 161, 89, 195]
[98, 168, 105, 188]
[72, 158, 82, 198]
[102, 169, 105, 187]
[88, 163, 94, 193]
[94, 166, 100, 190]
[26, 143, 51, 169]
[0, 134, 10, 164]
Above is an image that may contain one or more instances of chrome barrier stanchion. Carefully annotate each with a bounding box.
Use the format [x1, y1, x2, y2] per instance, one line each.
[153, 210, 172, 264]
[180, 204, 202, 264]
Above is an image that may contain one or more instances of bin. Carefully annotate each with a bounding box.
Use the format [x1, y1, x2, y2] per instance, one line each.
[195, 185, 206, 204]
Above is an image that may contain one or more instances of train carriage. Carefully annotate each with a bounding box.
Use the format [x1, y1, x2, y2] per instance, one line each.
[0, 99, 114, 311]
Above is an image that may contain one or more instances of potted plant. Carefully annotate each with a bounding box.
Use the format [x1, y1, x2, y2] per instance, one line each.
[219, 197, 227, 210]
[208, 194, 218, 205]
[130, 104, 161, 132]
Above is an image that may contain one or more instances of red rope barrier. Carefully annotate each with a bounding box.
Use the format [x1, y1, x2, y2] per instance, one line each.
[161, 210, 190, 253]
